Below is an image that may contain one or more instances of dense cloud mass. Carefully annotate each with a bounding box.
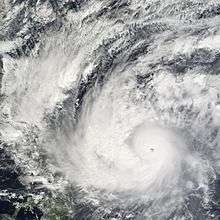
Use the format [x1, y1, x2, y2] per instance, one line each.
[1, 0, 220, 219]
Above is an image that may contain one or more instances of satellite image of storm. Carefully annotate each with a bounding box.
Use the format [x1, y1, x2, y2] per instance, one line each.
[1, 0, 220, 219]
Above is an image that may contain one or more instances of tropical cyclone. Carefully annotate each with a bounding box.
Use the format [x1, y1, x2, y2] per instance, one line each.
[1, 0, 220, 219]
